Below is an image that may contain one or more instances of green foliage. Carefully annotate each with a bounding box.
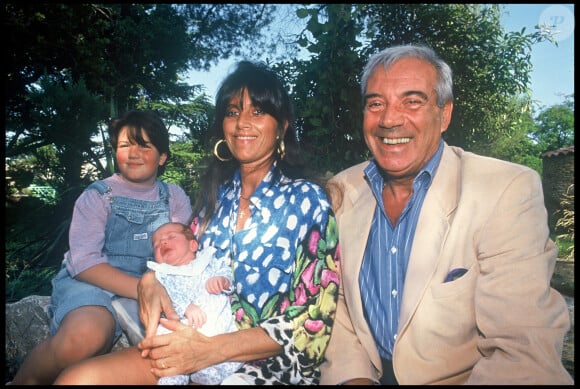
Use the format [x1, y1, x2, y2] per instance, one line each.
[6, 74, 109, 214]
[5, 158, 35, 196]
[5, 3, 276, 200]
[5, 259, 56, 303]
[288, 4, 559, 174]
[5, 193, 69, 299]
[489, 94, 575, 173]
[5, 4, 275, 117]
[281, 5, 368, 174]
[531, 94, 574, 151]
[555, 184, 574, 260]
[137, 92, 215, 148]
[482, 97, 543, 173]
[5, 268, 57, 303]
[162, 139, 210, 204]
[4, 4, 276, 298]
[4, 4, 573, 301]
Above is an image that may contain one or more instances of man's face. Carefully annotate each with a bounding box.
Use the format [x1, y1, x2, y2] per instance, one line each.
[362, 57, 453, 181]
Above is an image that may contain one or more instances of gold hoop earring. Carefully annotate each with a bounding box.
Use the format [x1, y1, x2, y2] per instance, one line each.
[213, 139, 232, 162]
[277, 139, 286, 160]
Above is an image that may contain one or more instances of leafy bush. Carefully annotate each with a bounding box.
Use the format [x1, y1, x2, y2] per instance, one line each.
[555, 184, 574, 260]
[6, 262, 56, 303]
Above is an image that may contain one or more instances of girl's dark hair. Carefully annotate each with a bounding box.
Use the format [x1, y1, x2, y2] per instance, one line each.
[109, 110, 170, 176]
[192, 61, 308, 235]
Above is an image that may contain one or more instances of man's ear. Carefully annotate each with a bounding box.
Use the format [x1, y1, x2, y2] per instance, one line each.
[440, 101, 453, 134]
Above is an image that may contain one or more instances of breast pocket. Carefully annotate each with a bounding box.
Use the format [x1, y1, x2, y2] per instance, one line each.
[423, 265, 478, 339]
[105, 207, 150, 258]
[431, 265, 477, 299]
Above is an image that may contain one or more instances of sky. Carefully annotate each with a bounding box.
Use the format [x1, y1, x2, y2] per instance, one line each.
[187, 4, 574, 110]
[501, 4, 574, 108]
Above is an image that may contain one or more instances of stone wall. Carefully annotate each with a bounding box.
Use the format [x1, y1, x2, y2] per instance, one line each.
[542, 146, 575, 232]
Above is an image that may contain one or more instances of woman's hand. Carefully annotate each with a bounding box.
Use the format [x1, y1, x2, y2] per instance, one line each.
[140, 318, 283, 377]
[138, 318, 216, 377]
[138, 272, 179, 339]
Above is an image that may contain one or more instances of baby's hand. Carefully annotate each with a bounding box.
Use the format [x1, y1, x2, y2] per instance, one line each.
[206, 276, 230, 294]
[184, 304, 206, 328]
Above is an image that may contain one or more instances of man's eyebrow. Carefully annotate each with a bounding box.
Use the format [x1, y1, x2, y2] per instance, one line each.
[401, 90, 429, 99]
[363, 90, 430, 102]
[363, 93, 382, 102]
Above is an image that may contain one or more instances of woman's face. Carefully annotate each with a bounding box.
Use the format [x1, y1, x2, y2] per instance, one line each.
[115, 126, 167, 187]
[222, 88, 286, 168]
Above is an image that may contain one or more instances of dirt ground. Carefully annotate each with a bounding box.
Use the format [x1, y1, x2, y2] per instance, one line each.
[552, 259, 574, 297]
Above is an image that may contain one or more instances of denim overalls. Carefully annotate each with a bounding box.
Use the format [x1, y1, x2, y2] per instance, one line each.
[49, 179, 171, 341]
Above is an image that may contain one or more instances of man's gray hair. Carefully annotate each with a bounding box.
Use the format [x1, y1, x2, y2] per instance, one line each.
[361, 44, 454, 108]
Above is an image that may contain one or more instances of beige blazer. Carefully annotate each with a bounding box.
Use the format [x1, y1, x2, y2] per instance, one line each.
[320, 143, 572, 385]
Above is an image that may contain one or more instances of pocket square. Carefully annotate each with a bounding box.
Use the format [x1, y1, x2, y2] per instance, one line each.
[444, 268, 468, 282]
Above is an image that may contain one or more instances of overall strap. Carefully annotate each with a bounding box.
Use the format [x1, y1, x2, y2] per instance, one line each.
[86, 180, 112, 195]
[157, 180, 170, 202]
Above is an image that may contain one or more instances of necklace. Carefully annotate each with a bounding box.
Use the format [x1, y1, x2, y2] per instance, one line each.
[238, 195, 251, 221]
[239, 205, 251, 223]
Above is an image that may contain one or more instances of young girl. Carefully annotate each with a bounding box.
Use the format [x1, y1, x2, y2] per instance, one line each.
[11, 110, 192, 385]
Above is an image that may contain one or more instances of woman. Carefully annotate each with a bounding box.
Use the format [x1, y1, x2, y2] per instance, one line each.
[55, 61, 340, 385]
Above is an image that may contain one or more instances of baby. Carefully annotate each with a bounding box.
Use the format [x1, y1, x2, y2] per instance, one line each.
[148, 222, 241, 385]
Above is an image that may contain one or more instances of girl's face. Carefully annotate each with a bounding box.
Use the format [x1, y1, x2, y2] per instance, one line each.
[222, 88, 287, 169]
[115, 126, 167, 187]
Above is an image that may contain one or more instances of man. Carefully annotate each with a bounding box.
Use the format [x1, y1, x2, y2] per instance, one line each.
[320, 44, 572, 385]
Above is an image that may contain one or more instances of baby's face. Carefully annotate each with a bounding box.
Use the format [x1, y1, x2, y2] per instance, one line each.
[152, 224, 198, 266]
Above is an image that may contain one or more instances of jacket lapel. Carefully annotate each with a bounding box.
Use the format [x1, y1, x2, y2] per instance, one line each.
[398, 144, 460, 328]
[335, 163, 383, 364]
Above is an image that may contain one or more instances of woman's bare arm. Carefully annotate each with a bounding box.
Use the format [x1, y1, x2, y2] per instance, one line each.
[138, 318, 282, 378]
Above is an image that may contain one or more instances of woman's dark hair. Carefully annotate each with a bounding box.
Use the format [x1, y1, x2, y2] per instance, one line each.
[109, 110, 170, 176]
[192, 61, 307, 235]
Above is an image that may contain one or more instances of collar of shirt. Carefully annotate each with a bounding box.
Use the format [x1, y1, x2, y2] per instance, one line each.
[359, 139, 444, 359]
[228, 161, 285, 214]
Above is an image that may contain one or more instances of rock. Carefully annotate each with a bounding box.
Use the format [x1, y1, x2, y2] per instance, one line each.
[5, 295, 130, 383]
[563, 295, 574, 329]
